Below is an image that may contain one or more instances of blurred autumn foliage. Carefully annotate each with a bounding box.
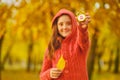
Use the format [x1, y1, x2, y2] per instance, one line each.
[0, 0, 120, 80]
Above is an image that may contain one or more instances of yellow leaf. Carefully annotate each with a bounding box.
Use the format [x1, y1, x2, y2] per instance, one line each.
[56, 55, 65, 70]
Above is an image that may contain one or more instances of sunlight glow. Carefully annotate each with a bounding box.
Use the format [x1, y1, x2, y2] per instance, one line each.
[104, 3, 110, 9]
[1, 0, 22, 7]
[95, 2, 100, 9]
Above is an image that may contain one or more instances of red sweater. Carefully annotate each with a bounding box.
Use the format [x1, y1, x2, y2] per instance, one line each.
[40, 9, 90, 80]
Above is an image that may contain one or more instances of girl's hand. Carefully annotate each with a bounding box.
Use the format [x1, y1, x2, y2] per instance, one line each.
[79, 13, 91, 28]
[50, 68, 62, 79]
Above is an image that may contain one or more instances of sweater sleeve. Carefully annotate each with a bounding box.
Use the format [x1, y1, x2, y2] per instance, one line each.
[40, 50, 52, 80]
[77, 25, 90, 54]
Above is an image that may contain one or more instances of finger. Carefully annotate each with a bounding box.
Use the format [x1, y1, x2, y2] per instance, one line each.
[52, 68, 62, 72]
[86, 18, 91, 22]
[50, 71, 59, 79]
[86, 16, 91, 19]
[51, 72, 62, 79]
[85, 12, 89, 16]
[51, 69, 61, 74]
[51, 75, 58, 79]
[51, 69, 62, 74]
[52, 71, 62, 74]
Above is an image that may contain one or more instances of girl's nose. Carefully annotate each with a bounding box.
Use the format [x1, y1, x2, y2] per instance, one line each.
[63, 24, 67, 29]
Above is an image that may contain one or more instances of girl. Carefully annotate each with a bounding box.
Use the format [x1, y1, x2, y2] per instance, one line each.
[40, 9, 91, 80]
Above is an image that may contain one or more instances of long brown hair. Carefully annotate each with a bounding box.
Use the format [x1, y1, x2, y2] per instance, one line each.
[48, 15, 65, 59]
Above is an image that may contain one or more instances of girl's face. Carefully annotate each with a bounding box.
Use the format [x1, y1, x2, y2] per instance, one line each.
[57, 15, 72, 38]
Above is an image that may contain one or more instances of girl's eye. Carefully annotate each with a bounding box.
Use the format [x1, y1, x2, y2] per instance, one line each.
[58, 23, 63, 26]
[66, 22, 72, 26]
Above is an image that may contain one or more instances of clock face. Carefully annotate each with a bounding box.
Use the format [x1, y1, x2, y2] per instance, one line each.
[77, 14, 86, 21]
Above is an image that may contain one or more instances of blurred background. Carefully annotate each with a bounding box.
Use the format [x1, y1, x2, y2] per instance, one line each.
[0, 0, 120, 80]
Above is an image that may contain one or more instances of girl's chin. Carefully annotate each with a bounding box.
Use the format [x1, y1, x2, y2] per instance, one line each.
[62, 34, 70, 38]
